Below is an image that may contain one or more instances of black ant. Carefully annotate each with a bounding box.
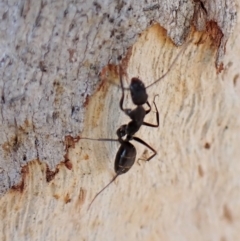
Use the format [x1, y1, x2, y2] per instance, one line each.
[82, 40, 190, 209]
[82, 86, 159, 210]
[82, 68, 160, 210]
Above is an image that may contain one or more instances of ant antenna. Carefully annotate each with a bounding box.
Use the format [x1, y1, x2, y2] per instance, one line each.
[110, 39, 191, 91]
[80, 137, 120, 210]
[88, 174, 119, 210]
[146, 39, 191, 89]
[80, 137, 119, 142]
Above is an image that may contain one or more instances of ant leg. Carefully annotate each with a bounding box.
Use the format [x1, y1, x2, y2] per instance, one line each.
[143, 95, 159, 127]
[119, 67, 132, 115]
[119, 66, 125, 111]
[132, 136, 157, 161]
[145, 101, 151, 114]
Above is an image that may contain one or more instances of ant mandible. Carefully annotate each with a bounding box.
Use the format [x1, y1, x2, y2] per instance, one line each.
[81, 40, 189, 209]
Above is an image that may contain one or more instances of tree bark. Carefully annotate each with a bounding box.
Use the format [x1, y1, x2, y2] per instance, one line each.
[0, 0, 239, 240]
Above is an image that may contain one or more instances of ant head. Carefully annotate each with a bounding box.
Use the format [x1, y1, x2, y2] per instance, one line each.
[130, 78, 148, 106]
[117, 125, 127, 138]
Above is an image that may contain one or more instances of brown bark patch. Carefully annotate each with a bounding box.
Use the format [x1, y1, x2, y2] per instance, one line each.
[206, 21, 223, 49]
[12, 165, 29, 193]
[204, 142, 211, 149]
[46, 166, 59, 182]
[64, 193, 71, 204]
[198, 165, 204, 177]
[223, 204, 233, 223]
[64, 160, 73, 170]
[75, 188, 87, 208]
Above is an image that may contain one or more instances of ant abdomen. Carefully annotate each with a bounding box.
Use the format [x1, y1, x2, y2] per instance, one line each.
[115, 141, 137, 174]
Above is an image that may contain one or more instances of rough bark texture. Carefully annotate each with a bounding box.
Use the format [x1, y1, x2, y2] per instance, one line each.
[0, 0, 239, 240]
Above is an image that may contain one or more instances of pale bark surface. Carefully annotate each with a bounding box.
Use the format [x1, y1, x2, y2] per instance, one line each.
[0, 0, 239, 241]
